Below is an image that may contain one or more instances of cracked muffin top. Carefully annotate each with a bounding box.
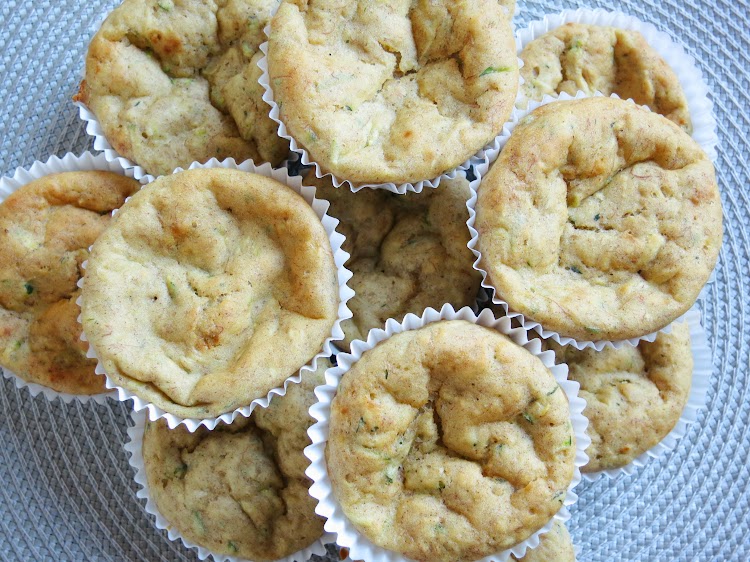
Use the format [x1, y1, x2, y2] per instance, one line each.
[307, 171, 480, 348]
[142, 360, 328, 560]
[76, 0, 288, 176]
[547, 322, 692, 472]
[476, 97, 722, 341]
[519, 23, 692, 132]
[267, 0, 518, 184]
[80, 168, 338, 419]
[0, 171, 139, 395]
[326, 320, 576, 562]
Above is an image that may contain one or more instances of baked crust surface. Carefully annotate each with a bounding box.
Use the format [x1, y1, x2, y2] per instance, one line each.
[327, 320, 575, 562]
[520, 23, 692, 131]
[308, 171, 480, 348]
[0, 171, 139, 395]
[476, 97, 722, 340]
[268, 0, 518, 184]
[81, 168, 338, 418]
[143, 361, 328, 559]
[77, 0, 288, 176]
[549, 322, 692, 472]
[512, 520, 575, 562]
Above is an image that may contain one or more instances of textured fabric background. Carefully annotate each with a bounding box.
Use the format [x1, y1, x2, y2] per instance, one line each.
[0, 0, 747, 560]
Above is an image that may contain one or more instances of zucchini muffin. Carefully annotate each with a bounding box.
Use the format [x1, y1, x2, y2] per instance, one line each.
[520, 23, 692, 132]
[307, 171, 480, 348]
[327, 320, 576, 562]
[81, 168, 338, 419]
[75, 0, 288, 176]
[267, 0, 518, 184]
[475, 97, 722, 341]
[548, 322, 692, 472]
[142, 360, 328, 560]
[0, 171, 139, 395]
[512, 520, 575, 562]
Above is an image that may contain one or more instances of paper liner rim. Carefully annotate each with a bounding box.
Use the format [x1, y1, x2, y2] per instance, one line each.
[74, 101, 151, 178]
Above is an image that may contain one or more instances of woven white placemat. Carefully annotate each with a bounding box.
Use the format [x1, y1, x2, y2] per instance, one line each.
[0, 1, 746, 560]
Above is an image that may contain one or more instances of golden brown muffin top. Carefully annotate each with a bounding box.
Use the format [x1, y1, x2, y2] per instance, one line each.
[143, 361, 328, 560]
[327, 320, 576, 562]
[0, 171, 139, 395]
[549, 322, 693, 472]
[476, 97, 722, 341]
[512, 520, 575, 562]
[81, 168, 338, 419]
[267, 0, 518, 184]
[307, 171, 480, 348]
[520, 23, 692, 132]
[76, 0, 288, 176]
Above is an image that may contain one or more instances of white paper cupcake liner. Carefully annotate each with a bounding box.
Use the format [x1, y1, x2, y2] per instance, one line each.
[0, 151, 150, 404]
[124, 409, 335, 562]
[515, 8, 718, 162]
[257, 30, 524, 195]
[76, 157, 355, 432]
[581, 306, 712, 481]
[467, 91, 715, 351]
[305, 303, 591, 562]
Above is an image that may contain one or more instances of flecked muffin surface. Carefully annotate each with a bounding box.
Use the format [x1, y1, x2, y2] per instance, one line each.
[76, 0, 288, 176]
[327, 320, 576, 562]
[81, 168, 338, 419]
[520, 23, 692, 131]
[142, 361, 328, 560]
[512, 520, 575, 562]
[268, 0, 518, 184]
[548, 322, 692, 472]
[476, 97, 722, 341]
[0, 171, 139, 395]
[308, 172, 480, 348]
